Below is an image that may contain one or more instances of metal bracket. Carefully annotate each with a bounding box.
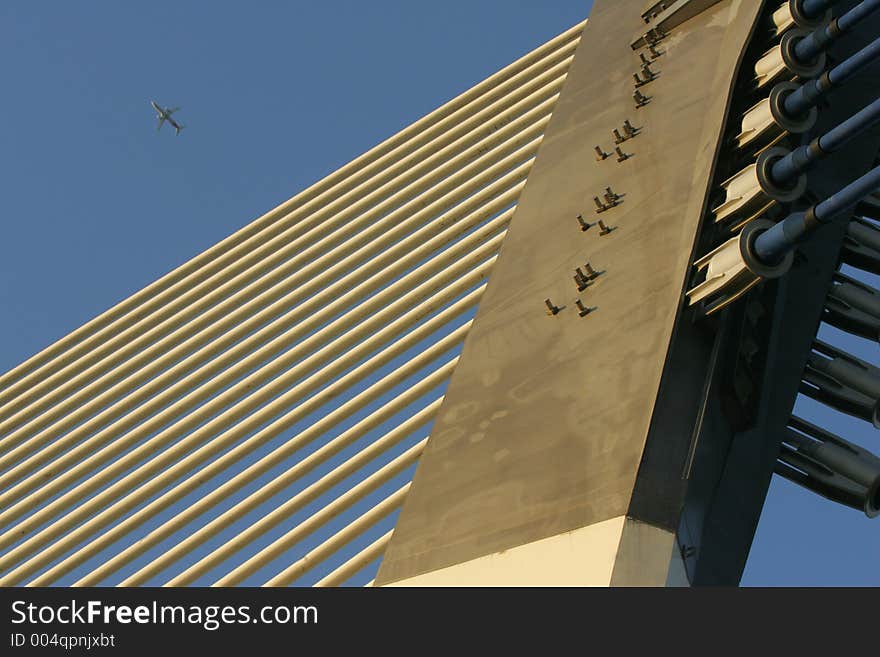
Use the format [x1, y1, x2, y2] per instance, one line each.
[823, 271, 880, 343]
[687, 219, 793, 315]
[841, 217, 880, 275]
[802, 340, 880, 427]
[735, 82, 817, 152]
[770, 0, 832, 38]
[754, 29, 826, 89]
[631, 0, 726, 50]
[776, 416, 880, 517]
[712, 147, 806, 224]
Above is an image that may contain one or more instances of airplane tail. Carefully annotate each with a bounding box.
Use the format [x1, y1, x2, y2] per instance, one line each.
[175, 124, 184, 135]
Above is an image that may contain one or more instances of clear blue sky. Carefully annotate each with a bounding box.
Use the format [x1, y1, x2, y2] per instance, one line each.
[0, 1, 876, 586]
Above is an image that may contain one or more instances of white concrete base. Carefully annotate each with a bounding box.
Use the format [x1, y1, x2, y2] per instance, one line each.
[385, 516, 626, 586]
[382, 515, 691, 587]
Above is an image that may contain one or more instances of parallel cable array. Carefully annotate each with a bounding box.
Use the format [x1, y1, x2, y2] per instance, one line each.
[0, 21, 585, 586]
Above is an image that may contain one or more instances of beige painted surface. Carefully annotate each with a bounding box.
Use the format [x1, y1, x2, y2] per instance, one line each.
[384, 516, 625, 586]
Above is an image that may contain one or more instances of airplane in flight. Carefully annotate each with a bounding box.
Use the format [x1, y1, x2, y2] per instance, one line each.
[151, 100, 184, 134]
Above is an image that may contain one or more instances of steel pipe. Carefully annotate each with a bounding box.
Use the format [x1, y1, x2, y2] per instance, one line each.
[770, 96, 880, 184]
[805, 344, 880, 426]
[824, 272, 880, 341]
[807, 352, 880, 400]
[794, 0, 880, 62]
[801, 0, 838, 17]
[777, 416, 880, 517]
[0, 22, 583, 403]
[831, 277, 880, 317]
[754, 163, 880, 262]
[787, 428, 880, 498]
[783, 36, 880, 117]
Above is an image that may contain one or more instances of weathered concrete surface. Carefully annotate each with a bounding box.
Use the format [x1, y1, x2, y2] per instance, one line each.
[377, 0, 764, 585]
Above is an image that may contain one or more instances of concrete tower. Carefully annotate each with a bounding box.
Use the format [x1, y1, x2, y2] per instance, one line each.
[377, 0, 880, 586]
[1, 0, 878, 586]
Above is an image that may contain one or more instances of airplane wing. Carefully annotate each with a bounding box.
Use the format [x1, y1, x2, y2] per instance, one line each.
[157, 115, 166, 131]
[167, 107, 181, 115]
